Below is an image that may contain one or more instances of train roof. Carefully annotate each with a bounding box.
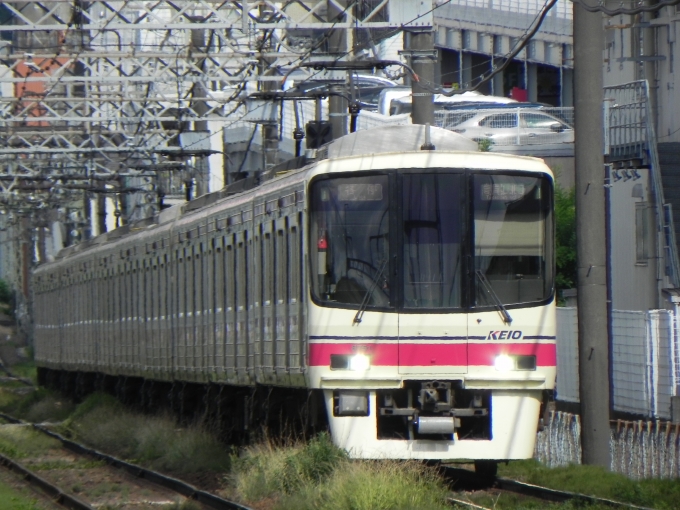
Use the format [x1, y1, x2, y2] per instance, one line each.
[317, 124, 478, 159]
[36, 125, 550, 269]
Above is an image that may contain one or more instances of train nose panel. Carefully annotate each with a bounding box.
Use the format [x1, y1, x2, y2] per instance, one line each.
[398, 314, 468, 374]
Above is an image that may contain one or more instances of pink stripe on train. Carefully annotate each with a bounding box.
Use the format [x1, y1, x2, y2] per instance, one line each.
[308, 342, 556, 367]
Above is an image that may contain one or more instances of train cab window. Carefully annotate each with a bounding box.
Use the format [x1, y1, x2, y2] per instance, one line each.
[402, 174, 463, 309]
[472, 174, 553, 306]
[310, 175, 392, 308]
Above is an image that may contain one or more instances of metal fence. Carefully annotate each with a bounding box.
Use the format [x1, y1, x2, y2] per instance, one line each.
[556, 307, 679, 420]
[535, 412, 680, 479]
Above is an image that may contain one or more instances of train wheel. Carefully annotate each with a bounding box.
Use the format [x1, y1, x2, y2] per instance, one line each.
[474, 460, 498, 479]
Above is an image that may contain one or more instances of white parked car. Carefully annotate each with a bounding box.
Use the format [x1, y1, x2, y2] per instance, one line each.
[387, 90, 518, 116]
[448, 110, 573, 146]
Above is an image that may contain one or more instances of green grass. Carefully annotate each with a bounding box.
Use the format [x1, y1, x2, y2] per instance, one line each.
[30, 459, 105, 471]
[61, 392, 231, 475]
[0, 387, 75, 423]
[2, 375, 680, 510]
[279, 460, 452, 510]
[231, 434, 451, 510]
[10, 361, 37, 384]
[0, 480, 48, 510]
[500, 460, 680, 509]
[231, 433, 346, 499]
[0, 425, 60, 459]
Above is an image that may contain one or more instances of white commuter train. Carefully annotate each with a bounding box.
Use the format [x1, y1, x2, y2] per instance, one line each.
[33, 125, 556, 466]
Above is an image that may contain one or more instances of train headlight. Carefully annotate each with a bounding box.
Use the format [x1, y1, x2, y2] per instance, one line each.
[494, 355, 537, 371]
[494, 355, 515, 372]
[349, 354, 371, 371]
[329, 353, 371, 371]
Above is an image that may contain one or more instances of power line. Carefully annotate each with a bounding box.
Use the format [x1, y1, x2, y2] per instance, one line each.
[422, 0, 559, 96]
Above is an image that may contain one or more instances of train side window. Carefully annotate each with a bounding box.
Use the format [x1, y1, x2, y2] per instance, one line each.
[237, 236, 248, 311]
[276, 228, 287, 305]
[215, 238, 225, 314]
[252, 229, 262, 308]
[188, 246, 196, 317]
[290, 216, 302, 304]
[195, 244, 203, 317]
[137, 259, 144, 320]
[147, 259, 153, 322]
[178, 249, 186, 318]
[204, 242, 213, 320]
[155, 256, 162, 319]
[264, 230, 274, 306]
[226, 240, 235, 312]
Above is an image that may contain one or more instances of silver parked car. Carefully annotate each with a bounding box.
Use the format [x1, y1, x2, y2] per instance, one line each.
[448, 110, 573, 146]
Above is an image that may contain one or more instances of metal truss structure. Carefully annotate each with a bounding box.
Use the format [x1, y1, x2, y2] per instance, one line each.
[0, 0, 431, 203]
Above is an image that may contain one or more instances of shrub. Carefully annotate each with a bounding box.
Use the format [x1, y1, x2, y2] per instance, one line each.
[277, 460, 451, 510]
[477, 138, 493, 152]
[64, 393, 230, 475]
[555, 184, 576, 296]
[0, 279, 11, 305]
[0, 387, 75, 423]
[232, 433, 346, 500]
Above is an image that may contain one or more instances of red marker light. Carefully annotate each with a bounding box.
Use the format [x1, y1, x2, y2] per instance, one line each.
[317, 234, 328, 250]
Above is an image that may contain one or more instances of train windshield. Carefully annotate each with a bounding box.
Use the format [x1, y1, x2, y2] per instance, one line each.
[310, 171, 553, 311]
[310, 175, 391, 307]
[473, 174, 552, 307]
[402, 174, 463, 308]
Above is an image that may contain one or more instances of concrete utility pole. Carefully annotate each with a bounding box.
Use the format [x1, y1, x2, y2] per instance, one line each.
[327, 0, 348, 140]
[573, 4, 611, 468]
[260, 7, 279, 176]
[190, 26, 211, 197]
[408, 31, 435, 126]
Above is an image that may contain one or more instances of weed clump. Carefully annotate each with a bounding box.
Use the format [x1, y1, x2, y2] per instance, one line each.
[284, 460, 451, 510]
[62, 393, 230, 475]
[231, 434, 450, 510]
[0, 387, 75, 423]
[232, 433, 345, 499]
[0, 425, 60, 459]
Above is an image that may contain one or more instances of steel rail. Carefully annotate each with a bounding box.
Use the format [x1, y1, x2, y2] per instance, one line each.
[0, 412, 253, 510]
[447, 496, 491, 509]
[442, 466, 656, 510]
[0, 452, 94, 510]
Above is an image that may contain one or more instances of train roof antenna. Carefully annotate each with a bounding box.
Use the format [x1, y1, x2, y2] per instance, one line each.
[420, 123, 436, 151]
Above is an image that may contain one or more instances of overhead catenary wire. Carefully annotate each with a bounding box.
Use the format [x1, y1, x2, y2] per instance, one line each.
[423, 0, 560, 96]
[2, 0, 582, 212]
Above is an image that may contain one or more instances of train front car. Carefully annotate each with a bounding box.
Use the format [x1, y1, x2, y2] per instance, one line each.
[306, 129, 555, 462]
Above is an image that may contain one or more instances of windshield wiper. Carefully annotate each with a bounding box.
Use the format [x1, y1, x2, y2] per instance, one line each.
[475, 270, 513, 324]
[353, 258, 389, 324]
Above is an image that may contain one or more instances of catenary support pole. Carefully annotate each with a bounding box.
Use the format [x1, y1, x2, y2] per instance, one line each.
[573, 3, 611, 468]
[260, 6, 279, 177]
[409, 31, 435, 126]
[191, 27, 211, 197]
[327, 0, 348, 139]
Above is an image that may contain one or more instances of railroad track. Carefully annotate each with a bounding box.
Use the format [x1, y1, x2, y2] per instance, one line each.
[0, 411, 252, 510]
[0, 406, 658, 510]
[442, 465, 657, 510]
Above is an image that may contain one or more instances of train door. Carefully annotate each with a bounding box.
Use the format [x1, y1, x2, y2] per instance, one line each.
[398, 172, 468, 374]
